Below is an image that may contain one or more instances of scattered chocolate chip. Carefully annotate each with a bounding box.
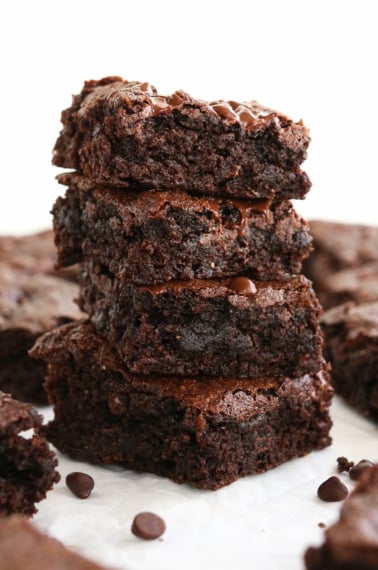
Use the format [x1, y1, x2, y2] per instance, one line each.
[337, 456, 354, 473]
[349, 460, 375, 481]
[131, 512, 166, 540]
[317, 476, 349, 502]
[65, 472, 94, 499]
[318, 522, 326, 528]
[228, 276, 257, 295]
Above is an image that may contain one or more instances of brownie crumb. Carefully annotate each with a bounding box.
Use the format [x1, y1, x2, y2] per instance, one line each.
[349, 459, 375, 481]
[131, 512, 166, 540]
[66, 472, 94, 499]
[317, 476, 349, 502]
[318, 522, 326, 528]
[336, 456, 354, 473]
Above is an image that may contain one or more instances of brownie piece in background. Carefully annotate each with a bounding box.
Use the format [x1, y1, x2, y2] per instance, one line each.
[303, 220, 378, 295]
[0, 516, 110, 569]
[0, 229, 78, 282]
[52, 173, 313, 285]
[31, 321, 333, 491]
[53, 76, 311, 200]
[0, 392, 60, 516]
[305, 464, 378, 569]
[0, 262, 83, 404]
[317, 261, 378, 310]
[78, 267, 324, 378]
[321, 301, 378, 420]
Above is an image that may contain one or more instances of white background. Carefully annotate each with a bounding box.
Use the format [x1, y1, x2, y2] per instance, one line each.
[1, 2, 377, 569]
[0, 0, 377, 234]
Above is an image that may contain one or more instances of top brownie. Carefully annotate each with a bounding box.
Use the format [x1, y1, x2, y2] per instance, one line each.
[53, 76, 311, 200]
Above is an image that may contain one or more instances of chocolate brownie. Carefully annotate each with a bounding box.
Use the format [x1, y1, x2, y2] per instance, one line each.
[52, 172, 313, 285]
[305, 464, 378, 569]
[321, 301, 378, 420]
[0, 262, 83, 404]
[0, 392, 60, 516]
[317, 262, 378, 309]
[303, 220, 378, 292]
[78, 266, 324, 378]
[0, 229, 78, 282]
[53, 76, 311, 200]
[0, 516, 110, 569]
[30, 321, 333, 490]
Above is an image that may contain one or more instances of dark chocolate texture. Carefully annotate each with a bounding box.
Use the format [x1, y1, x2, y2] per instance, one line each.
[0, 392, 60, 516]
[305, 464, 378, 569]
[53, 77, 311, 200]
[30, 321, 333, 491]
[52, 172, 312, 285]
[78, 267, 324, 378]
[321, 301, 378, 420]
[0, 262, 83, 404]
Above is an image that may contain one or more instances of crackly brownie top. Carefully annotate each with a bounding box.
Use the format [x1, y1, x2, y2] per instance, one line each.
[31, 320, 330, 421]
[322, 261, 378, 302]
[0, 230, 56, 274]
[321, 300, 378, 338]
[0, 262, 82, 334]
[0, 391, 42, 435]
[71, 76, 293, 131]
[323, 464, 378, 563]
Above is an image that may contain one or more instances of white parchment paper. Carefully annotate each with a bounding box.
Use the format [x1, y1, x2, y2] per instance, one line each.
[32, 397, 377, 570]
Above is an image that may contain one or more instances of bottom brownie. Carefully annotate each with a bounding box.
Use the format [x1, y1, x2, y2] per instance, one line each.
[31, 321, 333, 490]
[0, 391, 60, 516]
[321, 301, 378, 420]
[305, 464, 378, 569]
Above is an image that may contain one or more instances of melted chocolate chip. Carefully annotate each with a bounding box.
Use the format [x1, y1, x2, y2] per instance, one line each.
[349, 460, 375, 481]
[317, 476, 349, 502]
[131, 512, 166, 540]
[228, 276, 257, 295]
[337, 456, 354, 473]
[66, 472, 94, 499]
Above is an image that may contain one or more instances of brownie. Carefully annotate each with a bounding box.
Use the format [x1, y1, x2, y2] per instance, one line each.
[321, 301, 378, 420]
[305, 464, 378, 569]
[0, 229, 78, 282]
[317, 262, 378, 309]
[0, 262, 83, 404]
[0, 392, 60, 516]
[303, 220, 378, 292]
[0, 516, 110, 569]
[52, 172, 313, 285]
[78, 265, 324, 378]
[30, 321, 333, 490]
[52, 76, 311, 200]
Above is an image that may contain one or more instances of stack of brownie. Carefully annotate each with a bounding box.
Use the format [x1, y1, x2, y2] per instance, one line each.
[32, 77, 333, 489]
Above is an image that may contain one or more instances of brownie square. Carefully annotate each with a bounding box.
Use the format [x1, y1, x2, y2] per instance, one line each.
[0, 392, 60, 516]
[31, 321, 333, 491]
[305, 464, 378, 569]
[0, 262, 83, 404]
[317, 261, 378, 310]
[78, 266, 324, 378]
[0, 229, 78, 282]
[321, 301, 378, 420]
[0, 516, 110, 569]
[53, 77, 311, 200]
[52, 172, 313, 285]
[303, 220, 378, 293]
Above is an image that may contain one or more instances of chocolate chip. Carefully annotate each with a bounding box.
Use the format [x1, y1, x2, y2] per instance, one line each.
[317, 476, 349, 502]
[66, 472, 94, 499]
[349, 460, 375, 481]
[228, 276, 257, 295]
[131, 512, 166, 540]
[337, 456, 354, 473]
